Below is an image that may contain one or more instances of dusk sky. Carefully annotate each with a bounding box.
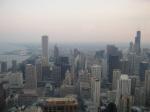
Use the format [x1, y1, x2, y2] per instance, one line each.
[0, 0, 150, 44]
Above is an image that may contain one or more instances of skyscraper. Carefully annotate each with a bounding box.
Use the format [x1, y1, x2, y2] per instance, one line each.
[112, 69, 121, 90]
[107, 45, 121, 83]
[116, 75, 132, 112]
[134, 31, 141, 54]
[139, 61, 149, 81]
[12, 60, 17, 73]
[25, 64, 37, 89]
[91, 64, 102, 80]
[54, 45, 59, 65]
[91, 77, 101, 111]
[42, 35, 49, 65]
[1, 61, 7, 73]
[108, 55, 120, 83]
[145, 70, 150, 106]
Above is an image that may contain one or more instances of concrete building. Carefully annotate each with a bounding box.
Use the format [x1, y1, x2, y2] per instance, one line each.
[91, 64, 102, 80]
[112, 69, 121, 90]
[39, 96, 78, 112]
[9, 72, 23, 89]
[134, 31, 141, 55]
[139, 61, 149, 81]
[145, 70, 150, 106]
[1, 61, 7, 73]
[42, 35, 49, 66]
[35, 59, 42, 82]
[116, 75, 132, 112]
[91, 77, 101, 111]
[12, 60, 17, 73]
[25, 64, 37, 90]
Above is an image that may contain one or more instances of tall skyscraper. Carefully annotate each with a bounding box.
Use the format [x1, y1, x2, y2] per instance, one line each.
[54, 45, 59, 65]
[42, 35, 49, 65]
[120, 59, 129, 74]
[116, 75, 132, 112]
[91, 77, 101, 111]
[112, 69, 121, 90]
[25, 64, 37, 89]
[139, 61, 149, 81]
[145, 70, 150, 106]
[134, 31, 141, 54]
[107, 45, 121, 83]
[1, 61, 7, 73]
[35, 59, 42, 82]
[12, 60, 17, 73]
[91, 64, 102, 80]
[108, 55, 120, 83]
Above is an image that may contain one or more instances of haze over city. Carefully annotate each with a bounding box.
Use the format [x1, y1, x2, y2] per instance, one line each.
[0, 0, 150, 43]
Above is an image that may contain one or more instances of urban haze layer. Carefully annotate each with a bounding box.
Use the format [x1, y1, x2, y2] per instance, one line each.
[0, 31, 150, 112]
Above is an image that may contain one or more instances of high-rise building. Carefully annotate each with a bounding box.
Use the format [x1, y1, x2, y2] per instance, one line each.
[54, 45, 59, 65]
[12, 60, 17, 73]
[42, 65, 50, 81]
[139, 61, 149, 81]
[9, 72, 23, 88]
[134, 31, 141, 54]
[52, 65, 61, 87]
[39, 96, 78, 112]
[91, 64, 102, 80]
[108, 55, 120, 83]
[58, 56, 70, 81]
[1, 61, 7, 73]
[0, 82, 6, 110]
[145, 70, 150, 106]
[35, 60, 42, 82]
[128, 53, 142, 75]
[42, 35, 49, 65]
[116, 75, 132, 112]
[129, 41, 134, 53]
[112, 69, 121, 90]
[107, 45, 121, 83]
[25, 64, 37, 89]
[91, 77, 101, 111]
[120, 59, 129, 74]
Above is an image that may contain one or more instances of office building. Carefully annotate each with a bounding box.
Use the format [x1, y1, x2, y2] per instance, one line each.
[25, 64, 37, 89]
[39, 96, 78, 112]
[54, 45, 59, 65]
[0, 82, 6, 110]
[9, 72, 23, 89]
[112, 69, 121, 90]
[1, 61, 7, 73]
[108, 55, 120, 83]
[134, 31, 141, 55]
[139, 61, 149, 81]
[120, 59, 129, 74]
[145, 70, 150, 106]
[12, 60, 17, 73]
[91, 77, 101, 111]
[91, 64, 102, 80]
[35, 60, 42, 82]
[42, 35, 49, 66]
[116, 75, 132, 112]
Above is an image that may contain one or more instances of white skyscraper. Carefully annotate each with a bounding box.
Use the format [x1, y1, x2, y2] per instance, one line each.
[42, 35, 49, 65]
[25, 64, 37, 89]
[112, 69, 121, 90]
[145, 70, 150, 106]
[91, 77, 101, 111]
[91, 64, 102, 80]
[116, 75, 132, 112]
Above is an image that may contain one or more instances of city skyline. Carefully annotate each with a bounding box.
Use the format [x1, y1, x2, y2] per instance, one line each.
[0, 0, 150, 43]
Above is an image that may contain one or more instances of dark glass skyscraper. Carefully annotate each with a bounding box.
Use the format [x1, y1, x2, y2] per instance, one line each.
[139, 61, 149, 81]
[134, 31, 141, 54]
